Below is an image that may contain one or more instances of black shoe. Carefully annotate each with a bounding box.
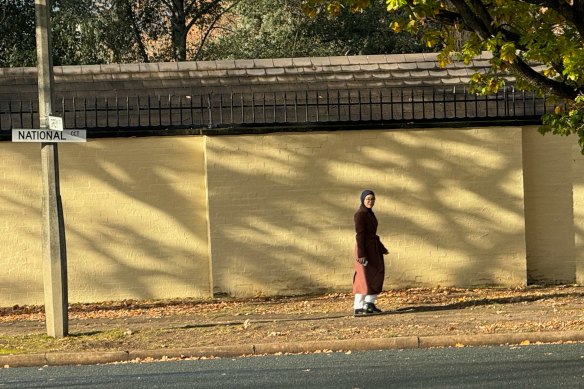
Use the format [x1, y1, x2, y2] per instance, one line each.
[364, 302, 382, 314]
[353, 308, 368, 317]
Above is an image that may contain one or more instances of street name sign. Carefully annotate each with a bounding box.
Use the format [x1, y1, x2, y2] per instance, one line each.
[48, 115, 63, 131]
[12, 129, 86, 143]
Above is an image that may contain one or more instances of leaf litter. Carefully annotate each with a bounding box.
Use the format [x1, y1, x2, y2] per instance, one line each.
[1, 286, 584, 355]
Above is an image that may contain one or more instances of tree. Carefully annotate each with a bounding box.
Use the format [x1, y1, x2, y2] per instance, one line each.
[72, 0, 237, 63]
[203, 0, 428, 60]
[108, 0, 235, 62]
[51, 0, 109, 65]
[166, 0, 230, 61]
[303, 0, 584, 150]
[0, 0, 236, 66]
[0, 0, 126, 66]
[0, 0, 36, 67]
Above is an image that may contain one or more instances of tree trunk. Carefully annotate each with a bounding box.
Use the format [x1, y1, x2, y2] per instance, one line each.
[121, 0, 149, 63]
[172, 25, 188, 61]
[170, 0, 188, 61]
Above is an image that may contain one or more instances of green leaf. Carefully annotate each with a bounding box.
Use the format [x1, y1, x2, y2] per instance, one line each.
[500, 42, 516, 63]
[386, 0, 407, 11]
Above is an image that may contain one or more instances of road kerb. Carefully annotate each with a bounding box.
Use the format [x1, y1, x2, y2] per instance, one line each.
[2, 331, 584, 368]
[44, 351, 130, 366]
[251, 337, 420, 355]
[128, 345, 255, 360]
[418, 331, 584, 348]
[0, 353, 47, 368]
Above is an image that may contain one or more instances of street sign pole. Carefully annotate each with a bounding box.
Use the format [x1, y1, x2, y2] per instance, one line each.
[36, 0, 68, 338]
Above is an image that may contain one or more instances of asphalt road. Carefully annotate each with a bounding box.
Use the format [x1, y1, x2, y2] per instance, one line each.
[1, 343, 584, 388]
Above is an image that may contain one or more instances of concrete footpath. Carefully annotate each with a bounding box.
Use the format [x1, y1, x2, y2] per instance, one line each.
[2, 287, 584, 368]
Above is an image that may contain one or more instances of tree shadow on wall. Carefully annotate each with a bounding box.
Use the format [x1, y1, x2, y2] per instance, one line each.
[0, 138, 210, 304]
[205, 127, 528, 297]
[1, 125, 561, 305]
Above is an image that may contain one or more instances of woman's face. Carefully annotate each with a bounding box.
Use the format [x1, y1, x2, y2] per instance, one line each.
[364, 194, 375, 209]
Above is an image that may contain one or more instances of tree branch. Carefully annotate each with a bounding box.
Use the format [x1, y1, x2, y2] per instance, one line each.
[432, 9, 464, 26]
[433, 7, 524, 48]
[185, 0, 201, 15]
[173, 0, 185, 14]
[516, 0, 584, 37]
[510, 57, 580, 100]
[573, 0, 584, 38]
[466, 0, 496, 34]
[437, 0, 583, 100]
[449, 0, 493, 40]
[515, 0, 573, 20]
[120, 0, 149, 62]
[192, 0, 240, 60]
[185, 0, 224, 31]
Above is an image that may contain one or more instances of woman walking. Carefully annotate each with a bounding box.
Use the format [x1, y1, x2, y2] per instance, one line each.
[353, 189, 389, 316]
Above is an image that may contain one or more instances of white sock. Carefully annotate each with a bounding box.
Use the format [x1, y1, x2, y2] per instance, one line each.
[364, 294, 377, 304]
[354, 294, 364, 309]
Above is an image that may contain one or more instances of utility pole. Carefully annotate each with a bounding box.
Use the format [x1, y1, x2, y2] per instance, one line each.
[35, 0, 68, 338]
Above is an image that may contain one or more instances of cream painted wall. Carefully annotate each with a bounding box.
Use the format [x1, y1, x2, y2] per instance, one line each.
[7, 126, 575, 305]
[0, 144, 43, 304]
[205, 127, 527, 297]
[572, 141, 584, 285]
[0, 137, 210, 306]
[522, 127, 576, 284]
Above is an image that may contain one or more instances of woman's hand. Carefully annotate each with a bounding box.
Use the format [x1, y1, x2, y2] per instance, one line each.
[356, 257, 368, 265]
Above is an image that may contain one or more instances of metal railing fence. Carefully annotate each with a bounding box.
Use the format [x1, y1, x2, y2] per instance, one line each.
[0, 86, 550, 132]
